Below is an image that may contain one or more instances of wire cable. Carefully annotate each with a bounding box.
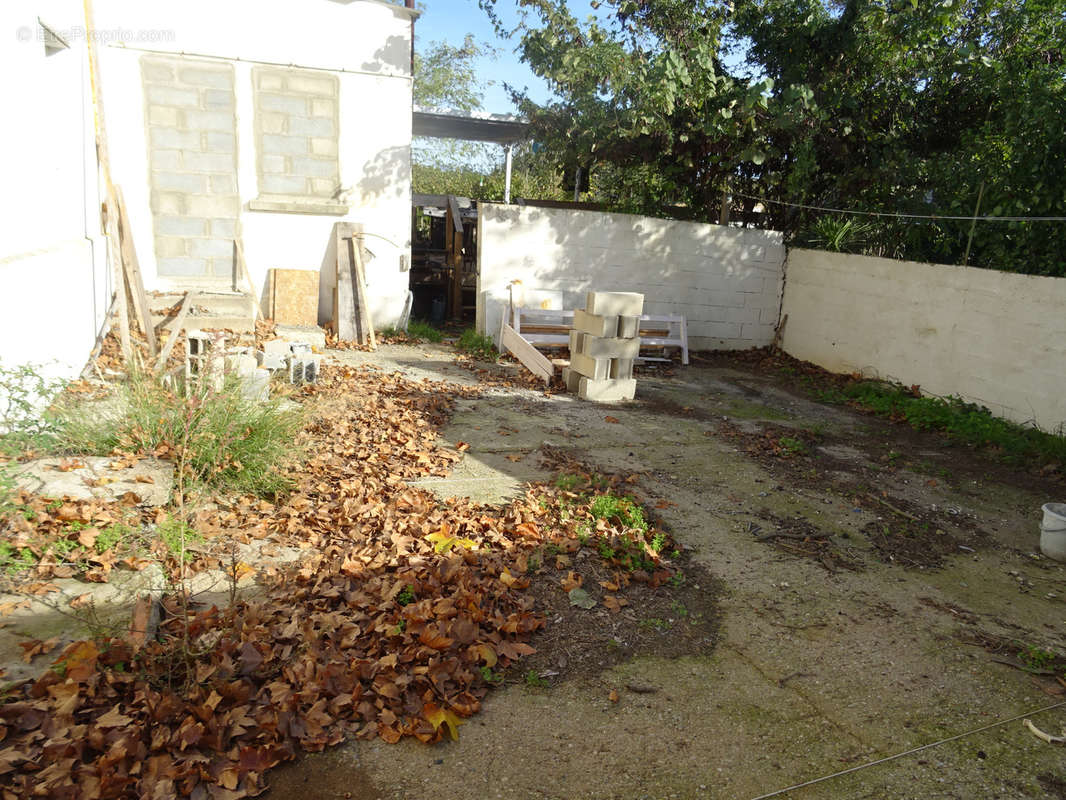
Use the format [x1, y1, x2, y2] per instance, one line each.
[734, 192, 1066, 223]
[748, 699, 1066, 800]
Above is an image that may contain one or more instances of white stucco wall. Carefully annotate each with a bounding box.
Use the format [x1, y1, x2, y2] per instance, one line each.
[93, 0, 415, 328]
[781, 248, 1066, 432]
[0, 0, 110, 382]
[477, 204, 786, 350]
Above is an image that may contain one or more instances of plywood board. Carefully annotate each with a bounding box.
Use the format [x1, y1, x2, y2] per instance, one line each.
[267, 269, 320, 326]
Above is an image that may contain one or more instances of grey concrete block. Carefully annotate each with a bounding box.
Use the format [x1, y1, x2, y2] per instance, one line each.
[582, 335, 641, 359]
[204, 89, 234, 110]
[153, 171, 206, 193]
[285, 74, 337, 96]
[183, 151, 234, 172]
[148, 105, 179, 126]
[570, 352, 611, 380]
[610, 359, 635, 380]
[260, 175, 308, 195]
[259, 112, 287, 134]
[147, 86, 199, 107]
[311, 99, 334, 117]
[150, 128, 201, 149]
[577, 377, 636, 403]
[263, 339, 293, 358]
[158, 257, 209, 276]
[210, 174, 237, 193]
[586, 291, 644, 316]
[310, 179, 336, 196]
[561, 367, 582, 393]
[290, 157, 337, 178]
[276, 325, 326, 349]
[185, 110, 233, 132]
[259, 93, 307, 115]
[289, 116, 334, 137]
[186, 195, 239, 218]
[157, 216, 206, 236]
[310, 137, 337, 157]
[155, 236, 187, 257]
[207, 256, 234, 276]
[149, 149, 182, 170]
[262, 135, 308, 155]
[210, 218, 237, 238]
[179, 67, 232, 89]
[617, 315, 640, 339]
[568, 330, 584, 353]
[261, 155, 287, 174]
[206, 133, 235, 153]
[255, 70, 284, 91]
[257, 351, 287, 370]
[152, 192, 185, 215]
[188, 238, 234, 258]
[573, 308, 618, 338]
[141, 61, 175, 82]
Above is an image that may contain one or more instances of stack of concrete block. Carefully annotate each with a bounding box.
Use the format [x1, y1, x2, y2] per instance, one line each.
[562, 292, 643, 402]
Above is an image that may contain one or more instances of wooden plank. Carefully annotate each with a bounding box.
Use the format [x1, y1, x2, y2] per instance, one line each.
[447, 195, 464, 235]
[333, 222, 359, 342]
[234, 240, 264, 321]
[115, 187, 157, 356]
[352, 234, 376, 350]
[446, 197, 463, 319]
[154, 292, 196, 375]
[502, 324, 553, 383]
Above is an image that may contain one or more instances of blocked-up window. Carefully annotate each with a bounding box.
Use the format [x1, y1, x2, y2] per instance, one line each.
[252, 67, 340, 200]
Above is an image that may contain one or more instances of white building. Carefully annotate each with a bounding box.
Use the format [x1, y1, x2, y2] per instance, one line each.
[0, 0, 417, 379]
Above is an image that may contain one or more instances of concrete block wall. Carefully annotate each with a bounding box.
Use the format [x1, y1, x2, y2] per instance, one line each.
[253, 67, 339, 198]
[141, 56, 239, 279]
[477, 204, 785, 350]
[781, 249, 1066, 432]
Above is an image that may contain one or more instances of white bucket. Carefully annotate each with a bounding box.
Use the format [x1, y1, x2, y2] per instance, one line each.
[1040, 503, 1066, 561]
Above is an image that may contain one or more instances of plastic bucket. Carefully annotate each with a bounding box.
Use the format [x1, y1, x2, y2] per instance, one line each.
[1039, 503, 1066, 561]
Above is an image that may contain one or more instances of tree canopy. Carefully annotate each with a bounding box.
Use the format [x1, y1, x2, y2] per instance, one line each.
[480, 0, 1065, 274]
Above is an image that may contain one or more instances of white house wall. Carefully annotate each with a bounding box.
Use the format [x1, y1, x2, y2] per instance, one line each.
[0, 0, 110, 381]
[93, 0, 414, 327]
[477, 204, 786, 350]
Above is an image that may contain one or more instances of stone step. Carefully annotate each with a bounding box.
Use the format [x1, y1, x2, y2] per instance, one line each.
[150, 291, 256, 333]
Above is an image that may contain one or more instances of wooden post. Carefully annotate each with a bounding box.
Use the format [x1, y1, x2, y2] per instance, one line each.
[154, 292, 196, 374]
[352, 235, 376, 350]
[446, 195, 463, 320]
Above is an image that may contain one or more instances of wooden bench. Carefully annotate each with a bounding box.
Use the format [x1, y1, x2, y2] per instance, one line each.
[511, 306, 689, 365]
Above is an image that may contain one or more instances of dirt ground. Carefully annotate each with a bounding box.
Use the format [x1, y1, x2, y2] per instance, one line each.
[263, 342, 1066, 800]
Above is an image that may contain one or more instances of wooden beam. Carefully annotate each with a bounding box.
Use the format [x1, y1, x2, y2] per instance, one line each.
[352, 234, 376, 350]
[115, 187, 157, 356]
[154, 292, 196, 375]
[333, 222, 359, 342]
[501, 324, 553, 384]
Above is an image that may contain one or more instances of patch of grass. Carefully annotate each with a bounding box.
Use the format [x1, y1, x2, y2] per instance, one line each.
[479, 665, 502, 684]
[95, 523, 132, 554]
[816, 380, 1066, 468]
[778, 436, 807, 455]
[396, 585, 415, 606]
[52, 371, 303, 498]
[589, 493, 648, 532]
[1018, 644, 1057, 673]
[406, 320, 443, 343]
[0, 543, 38, 575]
[156, 515, 202, 563]
[650, 531, 667, 553]
[554, 473, 583, 491]
[456, 329, 497, 362]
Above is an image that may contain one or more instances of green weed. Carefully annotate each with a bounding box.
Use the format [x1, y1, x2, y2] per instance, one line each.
[778, 436, 806, 455]
[479, 665, 502, 684]
[52, 371, 303, 498]
[554, 473, 583, 491]
[156, 516, 202, 563]
[396, 585, 415, 606]
[456, 328, 497, 362]
[523, 669, 548, 688]
[589, 493, 647, 532]
[406, 320, 443, 343]
[817, 380, 1066, 468]
[1018, 644, 1057, 673]
[95, 523, 131, 554]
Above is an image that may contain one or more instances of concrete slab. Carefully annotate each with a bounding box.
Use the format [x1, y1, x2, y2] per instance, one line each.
[14, 457, 174, 506]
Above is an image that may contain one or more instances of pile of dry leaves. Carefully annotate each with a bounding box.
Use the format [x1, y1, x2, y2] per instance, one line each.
[0, 364, 585, 798]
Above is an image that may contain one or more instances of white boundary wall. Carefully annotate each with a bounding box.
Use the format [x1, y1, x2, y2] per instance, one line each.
[781, 248, 1066, 432]
[477, 204, 785, 350]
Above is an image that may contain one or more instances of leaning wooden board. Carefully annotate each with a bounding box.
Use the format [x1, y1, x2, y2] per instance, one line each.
[501, 324, 553, 384]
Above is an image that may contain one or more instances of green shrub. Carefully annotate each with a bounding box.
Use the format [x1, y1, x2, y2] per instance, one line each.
[456, 329, 497, 362]
[52, 371, 303, 497]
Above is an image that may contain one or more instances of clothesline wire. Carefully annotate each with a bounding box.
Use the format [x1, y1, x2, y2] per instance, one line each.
[732, 192, 1066, 223]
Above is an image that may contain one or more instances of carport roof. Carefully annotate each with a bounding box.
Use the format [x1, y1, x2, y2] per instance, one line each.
[413, 108, 529, 145]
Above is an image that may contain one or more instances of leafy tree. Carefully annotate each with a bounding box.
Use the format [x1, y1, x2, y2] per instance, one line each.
[481, 0, 1065, 274]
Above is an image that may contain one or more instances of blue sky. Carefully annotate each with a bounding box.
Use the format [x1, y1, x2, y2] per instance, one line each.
[413, 0, 573, 114]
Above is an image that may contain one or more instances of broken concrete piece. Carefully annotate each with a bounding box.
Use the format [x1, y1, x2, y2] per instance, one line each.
[570, 352, 611, 380]
[577, 377, 637, 402]
[257, 350, 287, 370]
[573, 309, 619, 339]
[14, 457, 174, 506]
[582, 336, 641, 359]
[586, 291, 644, 317]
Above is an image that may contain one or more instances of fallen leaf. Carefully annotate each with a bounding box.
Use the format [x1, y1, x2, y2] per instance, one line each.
[608, 689, 619, 703]
[568, 587, 596, 609]
[424, 703, 464, 741]
[18, 637, 60, 663]
[561, 571, 583, 592]
[604, 416, 620, 424]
